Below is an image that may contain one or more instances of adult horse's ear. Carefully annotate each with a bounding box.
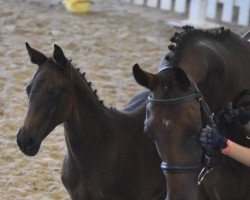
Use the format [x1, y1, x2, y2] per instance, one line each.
[26, 42, 47, 66]
[133, 63, 157, 90]
[173, 67, 190, 89]
[53, 44, 69, 69]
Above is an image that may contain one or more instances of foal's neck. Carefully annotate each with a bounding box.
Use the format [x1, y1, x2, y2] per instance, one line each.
[63, 69, 135, 170]
[65, 69, 116, 140]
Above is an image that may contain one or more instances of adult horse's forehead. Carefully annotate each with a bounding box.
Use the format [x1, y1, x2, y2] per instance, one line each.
[157, 57, 174, 85]
[157, 68, 174, 88]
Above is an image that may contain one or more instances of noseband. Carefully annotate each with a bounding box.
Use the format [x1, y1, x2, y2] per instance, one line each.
[148, 83, 215, 184]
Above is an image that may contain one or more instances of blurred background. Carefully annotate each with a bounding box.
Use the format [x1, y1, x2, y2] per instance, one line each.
[0, 0, 249, 199]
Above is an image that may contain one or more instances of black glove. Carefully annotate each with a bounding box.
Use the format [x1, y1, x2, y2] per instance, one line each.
[215, 102, 250, 125]
[236, 109, 250, 125]
[199, 126, 228, 152]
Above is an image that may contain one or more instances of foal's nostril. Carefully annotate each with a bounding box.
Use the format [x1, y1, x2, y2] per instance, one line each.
[16, 127, 39, 156]
[17, 128, 22, 136]
[16, 128, 34, 151]
[16, 128, 24, 149]
[27, 138, 34, 147]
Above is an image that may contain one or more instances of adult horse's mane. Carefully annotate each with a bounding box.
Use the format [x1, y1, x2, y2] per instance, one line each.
[165, 26, 231, 67]
[161, 26, 250, 146]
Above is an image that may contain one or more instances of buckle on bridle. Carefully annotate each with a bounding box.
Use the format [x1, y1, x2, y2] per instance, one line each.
[197, 166, 213, 185]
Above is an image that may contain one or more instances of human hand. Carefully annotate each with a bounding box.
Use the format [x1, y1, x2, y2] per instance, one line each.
[199, 126, 228, 153]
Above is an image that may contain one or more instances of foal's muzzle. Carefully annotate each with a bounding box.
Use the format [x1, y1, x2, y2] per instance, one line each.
[16, 127, 40, 156]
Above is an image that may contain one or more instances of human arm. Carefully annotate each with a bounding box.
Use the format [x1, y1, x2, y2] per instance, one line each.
[199, 126, 250, 167]
[225, 140, 250, 167]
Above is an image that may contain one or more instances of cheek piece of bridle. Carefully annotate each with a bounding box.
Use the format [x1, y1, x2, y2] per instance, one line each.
[147, 68, 215, 185]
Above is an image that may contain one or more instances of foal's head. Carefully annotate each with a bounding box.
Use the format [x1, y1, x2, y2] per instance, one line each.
[17, 43, 77, 156]
[133, 64, 203, 169]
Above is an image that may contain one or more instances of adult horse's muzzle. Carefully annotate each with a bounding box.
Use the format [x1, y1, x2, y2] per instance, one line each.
[16, 127, 41, 156]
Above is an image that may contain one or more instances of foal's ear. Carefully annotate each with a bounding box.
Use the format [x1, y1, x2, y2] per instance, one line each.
[173, 67, 190, 89]
[133, 64, 158, 90]
[26, 42, 47, 66]
[53, 44, 69, 69]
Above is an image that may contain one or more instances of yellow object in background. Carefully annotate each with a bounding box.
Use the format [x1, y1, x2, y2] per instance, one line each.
[63, 0, 90, 13]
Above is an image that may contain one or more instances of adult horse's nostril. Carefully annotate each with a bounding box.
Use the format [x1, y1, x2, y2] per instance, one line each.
[144, 119, 151, 134]
[144, 124, 149, 134]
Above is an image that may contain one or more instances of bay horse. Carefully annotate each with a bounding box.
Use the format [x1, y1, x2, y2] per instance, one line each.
[133, 26, 250, 200]
[16, 43, 166, 200]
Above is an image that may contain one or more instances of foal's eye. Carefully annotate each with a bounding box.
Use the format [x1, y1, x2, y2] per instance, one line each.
[49, 89, 62, 101]
[26, 85, 31, 96]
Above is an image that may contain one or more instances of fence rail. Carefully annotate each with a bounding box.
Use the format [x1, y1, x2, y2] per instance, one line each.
[127, 0, 250, 27]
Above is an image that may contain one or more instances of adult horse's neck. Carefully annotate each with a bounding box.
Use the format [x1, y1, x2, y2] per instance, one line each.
[175, 31, 250, 112]
[166, 174, 200, 200]
[161, 28, 250, 199]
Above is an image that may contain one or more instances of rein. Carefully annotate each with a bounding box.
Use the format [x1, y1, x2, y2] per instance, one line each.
[148, 83, 215, 184]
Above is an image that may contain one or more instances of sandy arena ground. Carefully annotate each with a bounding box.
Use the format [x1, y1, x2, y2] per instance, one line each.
[0, 0, 249, 199]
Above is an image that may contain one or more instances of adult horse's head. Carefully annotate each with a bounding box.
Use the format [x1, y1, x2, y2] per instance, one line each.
[17, 43, 74, 156]
[133, 26, 250, 199]
[133, 63, 204, 199]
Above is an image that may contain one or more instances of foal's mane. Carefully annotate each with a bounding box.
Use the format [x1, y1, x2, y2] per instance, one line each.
[165, 26, 231, 66]
[76, 67, 144, 122]
[75, 67, 105, 107]
[74, 66, 124, 114]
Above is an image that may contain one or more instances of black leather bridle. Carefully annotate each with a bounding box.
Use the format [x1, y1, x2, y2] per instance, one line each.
[147, 82, 215, 184]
